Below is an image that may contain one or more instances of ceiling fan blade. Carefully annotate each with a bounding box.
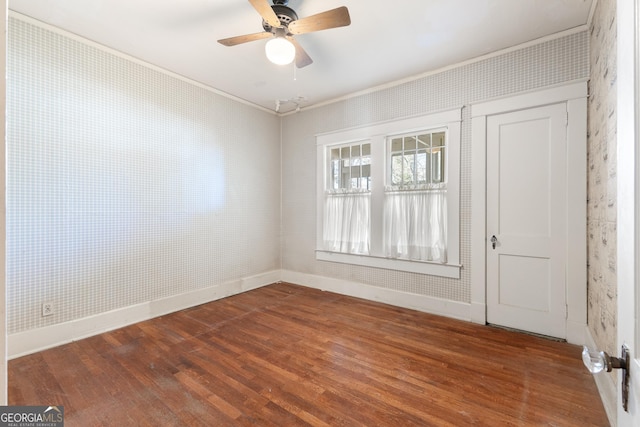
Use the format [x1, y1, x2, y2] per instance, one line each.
[248, 0, 281, 28]
[288, 6, 351, 35]
[218, 31, 272, 47]
[287, 37, 313, 68]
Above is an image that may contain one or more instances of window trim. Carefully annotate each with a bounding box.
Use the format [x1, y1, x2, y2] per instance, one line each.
[316, 108, 462, 278]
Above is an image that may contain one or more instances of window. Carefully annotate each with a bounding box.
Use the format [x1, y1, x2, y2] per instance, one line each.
[316, 108, 461, 278]
[323, 141, 371, 254]
[385, 129, 448, 263]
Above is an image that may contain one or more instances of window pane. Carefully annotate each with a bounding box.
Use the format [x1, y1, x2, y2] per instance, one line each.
[432, 132, 446, 148]
[404, 136, 417, 151]
[391, 138, 402, 153]
[431, 148, 445, 183]
[362, 164, 371, 180]
[416, 151, 427, 184]
[359, 162, 370, 189]
[341, 166, 350, 189]
[362, 143, 371, 156]
[331, 159, 340, 189]
[352, 165, 361, 178]
[404, 154, 415, 184]
[391, 154, 403, 185]
[417, 134, 430, 150]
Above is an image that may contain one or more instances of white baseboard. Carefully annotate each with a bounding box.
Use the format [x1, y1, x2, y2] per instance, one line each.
[281, 270, 471, 321]
[8, 270, 281, 359]
[469, 302, 486, 325]
[566, 319, 587, 345]
[584, 327, 617, 427]
[12, 267, 583, 367]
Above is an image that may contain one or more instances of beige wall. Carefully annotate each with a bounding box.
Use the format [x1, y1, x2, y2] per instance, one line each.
[587, 0, 618, 362]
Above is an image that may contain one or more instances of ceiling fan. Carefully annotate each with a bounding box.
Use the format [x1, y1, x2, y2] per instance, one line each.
[217, 0, 351, 68]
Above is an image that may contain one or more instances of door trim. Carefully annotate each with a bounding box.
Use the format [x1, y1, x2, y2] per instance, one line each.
[617, 0, 640, 422]
[470, 82, 588, 344]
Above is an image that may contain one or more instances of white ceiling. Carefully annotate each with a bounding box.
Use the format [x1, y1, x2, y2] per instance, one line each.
[9, 0, 594, 113]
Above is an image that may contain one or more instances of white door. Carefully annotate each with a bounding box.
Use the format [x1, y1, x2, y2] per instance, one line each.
[617, 0, 640, 423]
[486, 103, 567, 338]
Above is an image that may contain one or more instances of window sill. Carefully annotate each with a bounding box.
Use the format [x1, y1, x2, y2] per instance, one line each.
[315, 250, 461, 279]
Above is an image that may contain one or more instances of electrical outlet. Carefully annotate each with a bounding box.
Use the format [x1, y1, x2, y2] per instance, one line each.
[42, 302, 53, 317]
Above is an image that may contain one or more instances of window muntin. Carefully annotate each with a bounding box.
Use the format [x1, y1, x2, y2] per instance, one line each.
[329, 142, 371, 191]
[389, 130, 446, 187]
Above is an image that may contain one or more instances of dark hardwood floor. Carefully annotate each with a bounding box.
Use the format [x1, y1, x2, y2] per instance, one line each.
[9, 282, 609, 426]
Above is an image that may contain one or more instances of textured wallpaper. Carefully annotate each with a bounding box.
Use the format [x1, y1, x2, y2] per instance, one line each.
[281, 31, 589, 303]
[7, 17, 281, 334]
[6, 14, 592, 336]
[587, 0, 618, 366]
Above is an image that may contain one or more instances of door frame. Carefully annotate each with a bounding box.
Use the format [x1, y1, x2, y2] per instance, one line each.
[470, 81, 588, 345]
[616, 0, 640, 423]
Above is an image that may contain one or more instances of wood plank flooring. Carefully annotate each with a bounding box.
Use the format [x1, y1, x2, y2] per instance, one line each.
[9, 282, 609, 426]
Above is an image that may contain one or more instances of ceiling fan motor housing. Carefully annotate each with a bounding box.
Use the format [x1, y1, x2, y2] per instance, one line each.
[262, 3, 298, 32]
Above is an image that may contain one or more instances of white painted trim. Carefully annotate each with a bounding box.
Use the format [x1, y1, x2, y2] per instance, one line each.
[8, 270, 281, 359]
[470, 82, 588, 342]
[566, 320, 586, 346]
[566, 96, 588, 344]
[470, 115, 487, 325]
[315, 251, 461, 279]
[315, 108, 462, 278]
[469, 303, 486, 326]
[281, 270, 471, 321]
[446, 120, 461, 266]
[617, 0, 640, 422]
[315, 108, 462, 143]
[585, 327, 618, 427]
[471, 81, 588, 117]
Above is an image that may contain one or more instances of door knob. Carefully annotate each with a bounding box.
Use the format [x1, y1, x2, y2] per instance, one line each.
[490, 235, 498, 249]
[582, 345, 630, 412]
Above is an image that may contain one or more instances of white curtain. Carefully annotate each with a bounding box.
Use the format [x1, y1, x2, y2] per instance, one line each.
[383, 189, 447, 262]
[323, 192, 370, 254]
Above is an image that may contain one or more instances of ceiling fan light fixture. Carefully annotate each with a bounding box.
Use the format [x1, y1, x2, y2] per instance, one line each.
[265, 37, 295, 65]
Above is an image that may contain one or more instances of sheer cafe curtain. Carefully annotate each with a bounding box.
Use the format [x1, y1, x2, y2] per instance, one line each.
[384, 188, 447, 263]
[323, 191, 370, 254]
